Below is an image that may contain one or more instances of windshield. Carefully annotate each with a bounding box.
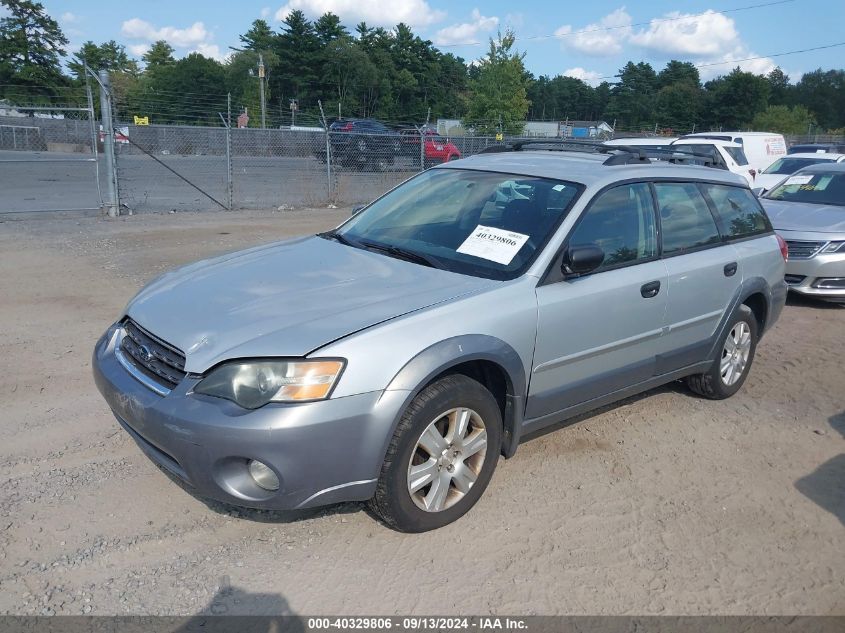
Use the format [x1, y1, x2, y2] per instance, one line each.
[763, 157, 833, 175]
[764, 172, 845, 207]
[723, 146, 749, 165]
[329, 168, 582, 280]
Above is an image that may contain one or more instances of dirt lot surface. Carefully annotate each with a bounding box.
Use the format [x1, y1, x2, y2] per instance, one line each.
[0, 209, 843, 616]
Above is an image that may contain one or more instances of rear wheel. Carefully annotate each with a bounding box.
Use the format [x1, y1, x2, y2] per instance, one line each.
[686, 304, 757, 399]
[368, 374, 502, 532]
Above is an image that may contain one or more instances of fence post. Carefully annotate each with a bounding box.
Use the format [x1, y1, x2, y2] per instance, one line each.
[98, 70, 119, 218]
[318, 100, 332, 202]
[226, 93, 233, 210]
[419, 126, 425, 171]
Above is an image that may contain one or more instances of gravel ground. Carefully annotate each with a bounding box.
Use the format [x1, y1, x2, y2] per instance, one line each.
[0, 208, 842, 616]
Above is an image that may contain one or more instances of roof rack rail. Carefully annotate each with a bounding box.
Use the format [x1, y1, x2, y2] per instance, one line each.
[478, 139, 717, 168]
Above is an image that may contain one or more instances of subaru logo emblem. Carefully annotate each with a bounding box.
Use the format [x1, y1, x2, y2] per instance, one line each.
[138, 345, 154, 363]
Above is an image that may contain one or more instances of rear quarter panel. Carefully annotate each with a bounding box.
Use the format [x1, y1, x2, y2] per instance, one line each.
[733, 234, 787, 330]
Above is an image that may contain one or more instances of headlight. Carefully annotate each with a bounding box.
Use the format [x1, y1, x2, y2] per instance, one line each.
[194, 359, 345, 409]
[820, 241, 845, 253]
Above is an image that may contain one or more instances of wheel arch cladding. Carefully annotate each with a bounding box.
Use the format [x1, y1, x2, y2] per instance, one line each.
[741, 291, 768, 334]
[383, 335, 527, 459]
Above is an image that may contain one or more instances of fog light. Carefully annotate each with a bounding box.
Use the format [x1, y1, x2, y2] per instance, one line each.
[812, 277, 845, 289]
[248, 460, 279, 491]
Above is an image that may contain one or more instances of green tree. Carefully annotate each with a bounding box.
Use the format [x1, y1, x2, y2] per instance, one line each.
[68, 40, 137, 79]
[0, 0, 68, 98]
[527, 75, 598, 121]
[703, 67, 769, 128]
[794, 69, 845, 129]
[239, 19, 275, 52]
[655, 83, 701, 131]
[273, 10, 319, 108]
[142, 40, 175, 69]
[314, 12, 348, 44]
[465, 30, 529, 135]
[751, 104, 815, 134]
[605, 62, 658, 130]
[129, 53, 226, 125]
[657, 60, 700, 88]
[766, 67, 792, 106]
[225, 49, 280, 125]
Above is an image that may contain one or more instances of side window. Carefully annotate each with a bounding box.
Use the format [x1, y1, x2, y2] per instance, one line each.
[701, 183, 772, 239]
[654, 182, 722, 255]
[568, 183, 657, 269]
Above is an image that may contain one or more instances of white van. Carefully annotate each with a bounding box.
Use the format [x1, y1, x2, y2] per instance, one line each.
[670, 138, 756, 185]
[677, 132, 787, 174]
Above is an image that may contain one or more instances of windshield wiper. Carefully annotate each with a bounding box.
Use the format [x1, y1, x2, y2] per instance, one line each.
[318, 230, 357, 247]
[357, 240, 442, 269]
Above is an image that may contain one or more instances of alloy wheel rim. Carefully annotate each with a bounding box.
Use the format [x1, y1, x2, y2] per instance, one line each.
[407, 407, 488, 513]
[720, 321, 752, 386]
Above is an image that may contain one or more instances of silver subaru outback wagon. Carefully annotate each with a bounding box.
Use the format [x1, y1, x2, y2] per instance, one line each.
[93, 145, 788, 532]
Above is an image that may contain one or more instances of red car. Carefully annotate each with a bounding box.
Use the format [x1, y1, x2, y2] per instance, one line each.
[400, 129, 461, 167]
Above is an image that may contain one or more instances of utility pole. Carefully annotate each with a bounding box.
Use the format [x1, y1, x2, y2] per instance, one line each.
[98, 70, 119, 218]
[258, 53, 266, 129]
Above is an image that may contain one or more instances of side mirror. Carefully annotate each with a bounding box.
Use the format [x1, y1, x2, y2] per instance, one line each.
[351, 204, 365, 216]
[562, 244, 605, 277]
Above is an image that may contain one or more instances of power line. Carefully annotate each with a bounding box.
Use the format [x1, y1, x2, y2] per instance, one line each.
[584, 40, 845, 81]
[436, 0, 798, 47]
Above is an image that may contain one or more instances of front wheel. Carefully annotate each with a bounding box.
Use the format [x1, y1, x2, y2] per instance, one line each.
[368, 374, 502, 532]
[686, 304, 758, 399]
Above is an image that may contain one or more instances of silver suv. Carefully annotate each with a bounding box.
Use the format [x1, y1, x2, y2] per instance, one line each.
[93, 144, 788, 532]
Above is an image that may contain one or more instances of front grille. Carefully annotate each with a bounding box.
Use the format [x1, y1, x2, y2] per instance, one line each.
[120, 318, 186, 389]
[784, 274, 806, 286]
[785, 240, 825, 259]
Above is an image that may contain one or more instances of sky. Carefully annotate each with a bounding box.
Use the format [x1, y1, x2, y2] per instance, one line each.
[33, 0, 845, 83]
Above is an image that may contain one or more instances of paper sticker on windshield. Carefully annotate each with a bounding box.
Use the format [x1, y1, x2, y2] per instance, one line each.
[456, 225, 530, 265]
[784, 174, 813, 186]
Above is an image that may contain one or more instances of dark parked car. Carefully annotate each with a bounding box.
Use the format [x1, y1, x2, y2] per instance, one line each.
[317, 118, 402, 171]
[787, 143, 845, 155]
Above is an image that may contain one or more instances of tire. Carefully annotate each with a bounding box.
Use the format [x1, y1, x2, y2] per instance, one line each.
[686, 304, 758, 399]
[368, 374, 502, 532]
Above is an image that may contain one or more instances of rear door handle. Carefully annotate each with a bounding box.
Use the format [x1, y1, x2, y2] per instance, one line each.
[724, 262, 738, 277]
[640, 280, 661, 298]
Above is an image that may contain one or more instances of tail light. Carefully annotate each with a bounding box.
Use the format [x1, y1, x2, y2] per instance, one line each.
[337, 122, 353, 131]
[776, 234, 788, 261]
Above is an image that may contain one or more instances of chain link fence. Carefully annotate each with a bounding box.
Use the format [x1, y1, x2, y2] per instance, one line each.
[109, 123, 845, 213]
[0, 106, 103, 214]
[110, 123, 507, 212]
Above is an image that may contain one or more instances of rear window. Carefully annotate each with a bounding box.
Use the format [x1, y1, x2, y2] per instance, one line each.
[700, 184, 772, 238]
[654, 183, 722, 254]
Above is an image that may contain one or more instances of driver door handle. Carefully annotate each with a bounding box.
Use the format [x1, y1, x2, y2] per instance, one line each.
[640, 280, 661, 298]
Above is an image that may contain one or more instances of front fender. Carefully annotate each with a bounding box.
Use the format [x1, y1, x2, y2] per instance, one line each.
[380, 335, 527, 461]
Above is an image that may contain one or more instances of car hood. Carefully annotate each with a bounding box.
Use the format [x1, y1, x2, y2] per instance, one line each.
[126, 236, 495, 373]
[761, 198, 845, 233]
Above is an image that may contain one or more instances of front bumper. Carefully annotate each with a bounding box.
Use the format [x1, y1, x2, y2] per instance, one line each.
[785, 252, 845, 302]
[92, 327, 408, 510]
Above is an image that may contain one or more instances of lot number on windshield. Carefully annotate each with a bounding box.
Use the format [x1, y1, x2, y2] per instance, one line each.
[457, 225, 530, 265]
